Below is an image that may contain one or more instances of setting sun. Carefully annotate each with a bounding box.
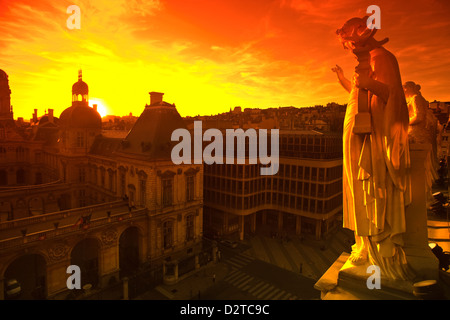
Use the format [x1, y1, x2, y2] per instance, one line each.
[90, 98, 108, 118]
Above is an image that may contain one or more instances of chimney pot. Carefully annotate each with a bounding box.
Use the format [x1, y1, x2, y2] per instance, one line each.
[93, 104, 98, 111]
[48, 109, 54, 122]
[149, 92, 164, 105]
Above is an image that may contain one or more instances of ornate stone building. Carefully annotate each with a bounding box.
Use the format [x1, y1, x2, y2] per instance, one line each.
[0, 69, 204, 299]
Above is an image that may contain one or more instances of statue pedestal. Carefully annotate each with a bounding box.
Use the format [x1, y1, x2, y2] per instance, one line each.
[315, 143, 439, 299]
[404, 143, 439, 280]
[314, 253, 419, 300]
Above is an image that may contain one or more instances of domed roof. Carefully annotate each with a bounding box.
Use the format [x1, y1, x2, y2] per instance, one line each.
[72, 80, 88, 95]
[0, 69, 8, 80]
[59, 105, 101, 129]
[72, 69, 88, 95]
[38, 115, 59, 126]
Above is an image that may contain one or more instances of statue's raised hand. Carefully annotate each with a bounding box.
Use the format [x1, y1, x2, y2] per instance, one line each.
[331, 64, 344, 78]
[332, 64, 351, 93]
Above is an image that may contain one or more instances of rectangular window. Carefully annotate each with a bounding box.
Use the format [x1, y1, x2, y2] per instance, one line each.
[79, 167, 85, 183]
[186, 215, 194, 241]
[163, 221, 173, 249]
[100, 169, 105, 188]
[162, 178, 173, 207]
[186, 175, 194, 201]
[120, 172, 126, 196]
[76, 132, 85, 148]
[109, 171, 114, 191]
[79, 189, 86, 207]
[140, 179, 146, 206]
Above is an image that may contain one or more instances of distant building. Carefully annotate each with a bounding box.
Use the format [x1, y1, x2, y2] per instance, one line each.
[201, 125, 343, 241]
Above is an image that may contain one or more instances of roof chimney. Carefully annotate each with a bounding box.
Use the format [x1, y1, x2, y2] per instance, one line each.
[149, 92, 164, 105]
[48, 109, 54, 123]
[93, 104, 98, 112]
[33, 109, 38, 123]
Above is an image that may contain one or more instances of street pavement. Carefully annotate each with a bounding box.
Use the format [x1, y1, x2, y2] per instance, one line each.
[135, 208, 450, 301]
[136, 227, 353, 300]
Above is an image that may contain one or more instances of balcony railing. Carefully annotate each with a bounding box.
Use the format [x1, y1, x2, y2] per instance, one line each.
[0, 205, 147, 250]
[0, 200, 125, 231]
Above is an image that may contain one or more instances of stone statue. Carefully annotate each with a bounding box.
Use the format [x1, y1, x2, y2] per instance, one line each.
[403, 81, 438, 198]
[332, 16, 414, 280]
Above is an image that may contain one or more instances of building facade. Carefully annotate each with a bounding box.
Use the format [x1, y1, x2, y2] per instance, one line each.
[0, 70, 206, 299]
[202, 127, 343, 241]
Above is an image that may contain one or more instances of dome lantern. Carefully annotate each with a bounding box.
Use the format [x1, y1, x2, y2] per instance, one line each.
[72, 69, 89, 106]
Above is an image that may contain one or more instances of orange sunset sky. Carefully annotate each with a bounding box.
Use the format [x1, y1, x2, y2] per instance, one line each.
[0, 0, 449, 119]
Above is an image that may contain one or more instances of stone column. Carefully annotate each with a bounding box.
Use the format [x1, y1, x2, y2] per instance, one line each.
[224, 213, 229, 235]
[122, 277, 129, 300]
[295, 216, 302, 236]
[174, 262, 179, 282]
[212, 245, 218, 263]
[262, 211, 267, 225]
[315, 220, 322, 240]
[46, 258, 71, 298]
[277, 211, 283, 234]
[250, 213, 256, 234]
[0, 277, 4, 300]
[99, 231, 120, 288]
[404, 143, 439, 280]
[195, 255, 200, 269]
[239, 215, 244, 241]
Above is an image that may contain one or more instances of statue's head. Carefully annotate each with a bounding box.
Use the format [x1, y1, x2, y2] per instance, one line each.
[336, 16, 388, 51]
[403, 81, 421, 98]
[336, 17, 372, 50]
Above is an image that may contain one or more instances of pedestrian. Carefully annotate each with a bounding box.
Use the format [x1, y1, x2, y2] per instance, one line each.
[217, 250, 221, 262]
[213, 273, 216, 283]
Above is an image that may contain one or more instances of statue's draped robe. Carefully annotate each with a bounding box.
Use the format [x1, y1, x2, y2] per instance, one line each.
[342, 47, 413, 279]
[407, 94, 437, 197]
[407, 94, 430, 145]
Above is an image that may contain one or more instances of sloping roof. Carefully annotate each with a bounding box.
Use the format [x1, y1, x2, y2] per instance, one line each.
[115, 103, 187, 161]
[89, 136, 122, 157]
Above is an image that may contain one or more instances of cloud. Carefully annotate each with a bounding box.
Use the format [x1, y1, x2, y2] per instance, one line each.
[0, 0, 449, 120]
